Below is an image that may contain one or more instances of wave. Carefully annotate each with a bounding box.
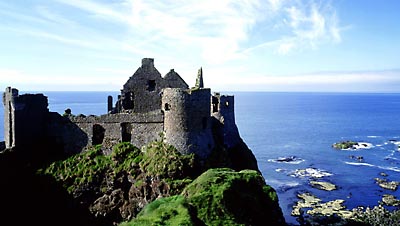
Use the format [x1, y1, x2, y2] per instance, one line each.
[390, 141, 400, 146]
[367, 136, 380, 138]
[344, 161, 400, 173]
[290, 168, 333, 178]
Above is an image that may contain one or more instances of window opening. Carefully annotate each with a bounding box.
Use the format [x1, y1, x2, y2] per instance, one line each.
[92, 124, 105, 145]
[147, 80, 156, 92]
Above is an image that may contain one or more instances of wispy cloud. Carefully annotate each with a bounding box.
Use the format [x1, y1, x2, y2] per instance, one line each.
[244, 0, 344, 55]
[2, 0, 345, 64]
[35, 5, 78, 27]
[53, 0, 265, 64]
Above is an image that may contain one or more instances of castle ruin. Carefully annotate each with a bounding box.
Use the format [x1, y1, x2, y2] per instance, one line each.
[2, 58, 241, 159]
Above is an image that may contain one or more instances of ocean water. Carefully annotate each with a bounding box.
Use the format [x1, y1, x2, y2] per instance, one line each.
[1, 91, 400, 224]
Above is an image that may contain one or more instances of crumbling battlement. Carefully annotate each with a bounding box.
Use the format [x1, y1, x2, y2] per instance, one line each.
[1, 58, 239, 160]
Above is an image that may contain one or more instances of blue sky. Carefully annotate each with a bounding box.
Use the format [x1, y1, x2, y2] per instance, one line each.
[1, 0, 400, 92]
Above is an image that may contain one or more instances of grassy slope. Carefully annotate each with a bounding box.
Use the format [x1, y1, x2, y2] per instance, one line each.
[123, 168, 285, 226]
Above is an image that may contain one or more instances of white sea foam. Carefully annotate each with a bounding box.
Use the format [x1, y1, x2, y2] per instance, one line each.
[275, 168, 286, 173]
[353, 142, 374, 150]
[390, 141, 400, 146]
[344, 161, 400, 173]
[290, 168, 333, 178]
[367, 136, 380, 138]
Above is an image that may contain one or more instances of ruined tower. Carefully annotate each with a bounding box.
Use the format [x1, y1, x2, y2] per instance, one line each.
[3, 87, 49, 149]
[212, 93, 240, 149]
[162, 88, 214, 158]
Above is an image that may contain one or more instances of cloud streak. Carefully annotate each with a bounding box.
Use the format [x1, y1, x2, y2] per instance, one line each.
[244, 0, 344, 55]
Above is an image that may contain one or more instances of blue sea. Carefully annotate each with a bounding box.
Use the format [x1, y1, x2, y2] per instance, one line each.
[1, 91, 400, 224]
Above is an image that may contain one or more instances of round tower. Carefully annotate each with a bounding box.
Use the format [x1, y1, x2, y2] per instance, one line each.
[162, 88, 214, 158]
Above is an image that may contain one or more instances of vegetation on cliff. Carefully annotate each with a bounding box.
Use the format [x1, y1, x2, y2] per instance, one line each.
[34, 139, 273, 225]
[122, 168, 285, 226]
[40, 141, 196, 196]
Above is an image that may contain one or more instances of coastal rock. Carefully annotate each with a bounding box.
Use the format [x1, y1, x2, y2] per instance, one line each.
[310, 181, 337, 191]
[332, 141, 373, 150]
[380, 194, 400, 206]
[292, 193, 352, 218]
[291, 193, 321, 216]
[374, 178, 400, 191]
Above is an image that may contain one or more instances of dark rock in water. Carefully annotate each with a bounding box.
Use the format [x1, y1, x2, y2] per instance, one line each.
[269, 155, 304, 164]
[276, 156, 297, 162]
[349, 155, 364, 162]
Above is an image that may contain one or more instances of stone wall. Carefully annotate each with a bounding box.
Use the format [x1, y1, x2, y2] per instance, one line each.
[46, 112, 89, 155]
[70, 110, 164, 149]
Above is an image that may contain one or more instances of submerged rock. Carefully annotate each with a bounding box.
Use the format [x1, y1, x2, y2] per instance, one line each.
[349, 155, 364, 162]
[310, 181, 337, 191]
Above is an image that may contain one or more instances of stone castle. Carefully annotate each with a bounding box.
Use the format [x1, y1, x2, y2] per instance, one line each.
[1, 58, 241, 159]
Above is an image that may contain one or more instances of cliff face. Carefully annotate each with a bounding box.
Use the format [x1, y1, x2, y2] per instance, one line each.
[0, 136, 284, 226]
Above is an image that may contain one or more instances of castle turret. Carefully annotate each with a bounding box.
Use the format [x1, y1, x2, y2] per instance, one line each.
[3, 87, 49, 149]
[162, 88, 214, 158]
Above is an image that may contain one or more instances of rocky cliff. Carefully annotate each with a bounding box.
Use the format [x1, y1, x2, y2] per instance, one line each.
[0, 137, 285, 226]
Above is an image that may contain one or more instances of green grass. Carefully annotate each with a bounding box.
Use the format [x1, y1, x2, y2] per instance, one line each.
[332, 141, 358, 149]
[40, 145, 112, 192]
[39, 141, 197, 195]
[120, 195, 195, 226]
[123, 168, 285, 226]
[139, 141, 196, 179]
